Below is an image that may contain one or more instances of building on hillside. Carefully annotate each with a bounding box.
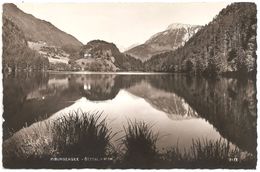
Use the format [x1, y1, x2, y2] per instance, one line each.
[84, 53, 92, 58]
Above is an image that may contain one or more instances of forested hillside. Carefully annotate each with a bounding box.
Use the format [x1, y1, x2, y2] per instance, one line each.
[70, 40, 143, 71]
[2, 17, 49, 72]
[144, 3, 257, 77]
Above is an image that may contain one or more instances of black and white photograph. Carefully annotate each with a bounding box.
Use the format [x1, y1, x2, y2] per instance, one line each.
[1, 0, 258, 169]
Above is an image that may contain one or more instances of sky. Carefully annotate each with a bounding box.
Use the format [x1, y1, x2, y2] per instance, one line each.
[17, 2, 231, 51]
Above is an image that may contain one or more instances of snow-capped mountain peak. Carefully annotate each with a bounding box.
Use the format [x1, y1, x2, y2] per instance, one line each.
[126, 23, 201, 61]
[166, 23, 198, 30]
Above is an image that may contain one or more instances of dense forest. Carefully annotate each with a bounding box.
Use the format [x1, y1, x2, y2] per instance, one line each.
[2, 17, 49, 72]
[144, 3, 257, 77]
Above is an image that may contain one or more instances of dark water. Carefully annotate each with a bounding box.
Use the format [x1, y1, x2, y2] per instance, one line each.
[3, 72, 257, 154]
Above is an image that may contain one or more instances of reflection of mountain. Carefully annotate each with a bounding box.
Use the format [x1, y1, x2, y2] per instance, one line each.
[68, 74, 144, 101]
[127, 80, 198, 120]
[148, 75, 256, 154]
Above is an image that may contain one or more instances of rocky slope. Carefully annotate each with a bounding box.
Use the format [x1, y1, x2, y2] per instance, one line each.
[71, 40, 143, 71]
[144, 3, 257, 76]
[3, 3, 83, 53]
[125, 23, 201, 61]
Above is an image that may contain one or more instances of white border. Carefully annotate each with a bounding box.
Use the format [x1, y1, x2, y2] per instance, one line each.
[0, 0, 259, 171]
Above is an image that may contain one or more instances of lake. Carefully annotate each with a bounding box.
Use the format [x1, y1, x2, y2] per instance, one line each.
[3, 72, 257, 155]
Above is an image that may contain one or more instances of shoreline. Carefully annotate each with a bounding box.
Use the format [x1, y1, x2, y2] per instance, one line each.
[45, 70, 257, 80]
[46, 70, 176, 75]
[4, 70, 255, 80]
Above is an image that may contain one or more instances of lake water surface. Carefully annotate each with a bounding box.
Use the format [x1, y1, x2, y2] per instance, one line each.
[3, 72, 257, 154]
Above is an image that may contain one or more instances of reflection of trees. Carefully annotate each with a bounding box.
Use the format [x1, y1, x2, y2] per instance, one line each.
[147, 75, 257, 154]
[4, 73, 256, 155]
[3, 72, 49, 138]
[3, 72, 49, 119]
[3, 73, 80, 139]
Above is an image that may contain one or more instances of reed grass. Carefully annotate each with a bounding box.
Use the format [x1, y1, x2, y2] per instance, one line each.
[52, 111, 114, 158]
[119, 120, 159, 168]
[162, 138, 256, 168]
[190, 138, 234, 163]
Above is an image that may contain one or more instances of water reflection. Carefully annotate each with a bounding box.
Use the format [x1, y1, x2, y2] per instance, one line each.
[148, 75, 257, 153]
[74, 75, 119, 100]
[3, 72, 257, 154]
[46, 90, 220, 151]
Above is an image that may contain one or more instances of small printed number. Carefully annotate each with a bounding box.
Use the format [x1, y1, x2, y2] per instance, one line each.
[229, 157, 238, 162]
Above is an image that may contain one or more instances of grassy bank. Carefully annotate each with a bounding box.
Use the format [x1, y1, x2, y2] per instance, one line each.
[3, 111, 256, 169]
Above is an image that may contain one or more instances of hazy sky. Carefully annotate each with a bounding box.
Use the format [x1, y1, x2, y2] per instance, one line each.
[17, 2, 230, 50]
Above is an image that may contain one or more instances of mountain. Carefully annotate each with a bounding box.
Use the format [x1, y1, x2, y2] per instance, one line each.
[124, 43, 140, 51]
[127, 80, 198, 120]
[125, 23, 201, 61]
[144, 3, 257, 76]
[3, 3, 83, 53]
[70, 40, 143, 71]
